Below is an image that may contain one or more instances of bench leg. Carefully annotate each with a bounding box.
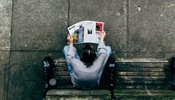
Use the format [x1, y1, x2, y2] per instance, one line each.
[108, 56, 116, 100]
[172, 57, 175, 89]
[42, 88, 48, 100]
[42, 56, 57, 100]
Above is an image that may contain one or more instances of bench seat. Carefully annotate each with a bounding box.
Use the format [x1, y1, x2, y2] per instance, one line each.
[47, 89, 175, 100]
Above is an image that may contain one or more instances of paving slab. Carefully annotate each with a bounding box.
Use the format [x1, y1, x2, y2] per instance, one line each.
[8, 51, 60, 100]
[163, 0, 175, 52]
[11, 0, 68, 50]
[128, 0, 165, 53]
[0, 0, 12, 50]
[0, 51, 10, 100]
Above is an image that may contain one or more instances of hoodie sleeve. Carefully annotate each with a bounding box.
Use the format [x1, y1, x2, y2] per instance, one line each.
[97, 41, 107, 55]
[67, 45, 77, 63]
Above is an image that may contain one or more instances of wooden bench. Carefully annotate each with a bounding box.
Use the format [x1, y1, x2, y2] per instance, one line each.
[43, 57, 175, 100]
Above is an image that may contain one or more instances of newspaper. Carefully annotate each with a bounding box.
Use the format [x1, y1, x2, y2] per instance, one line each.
[67, 21, 104, 44]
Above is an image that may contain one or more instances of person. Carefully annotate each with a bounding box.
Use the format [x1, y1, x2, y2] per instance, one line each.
[63, 31, 111, 89]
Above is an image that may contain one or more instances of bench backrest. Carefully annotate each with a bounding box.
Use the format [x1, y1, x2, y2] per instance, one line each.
[53, 58, 171, 89]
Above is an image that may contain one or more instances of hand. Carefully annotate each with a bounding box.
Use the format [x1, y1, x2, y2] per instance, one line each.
[99, 31, 106, 41]
[67, 34, 73, 46]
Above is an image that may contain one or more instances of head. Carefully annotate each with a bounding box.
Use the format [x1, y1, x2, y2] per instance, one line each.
[80, 44, 96, 67]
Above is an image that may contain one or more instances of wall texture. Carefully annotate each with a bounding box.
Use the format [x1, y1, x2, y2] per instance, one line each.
[0, 0, 175, 100]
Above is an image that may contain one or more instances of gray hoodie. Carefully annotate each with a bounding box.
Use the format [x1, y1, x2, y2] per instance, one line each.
[67, 41, 108, 89]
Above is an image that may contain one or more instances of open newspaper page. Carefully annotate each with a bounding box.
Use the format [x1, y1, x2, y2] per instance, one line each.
[83, 21, 104, 43]
[67, 21, 104, 44]
[67, 21, 84, 44]
[83, 21, 98, 43]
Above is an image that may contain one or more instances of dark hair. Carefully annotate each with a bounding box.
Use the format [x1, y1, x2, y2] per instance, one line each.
[80, 44, 96, 67]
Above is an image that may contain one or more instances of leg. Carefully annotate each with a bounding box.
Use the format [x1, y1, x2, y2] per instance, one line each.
[63, 45, 80, 60]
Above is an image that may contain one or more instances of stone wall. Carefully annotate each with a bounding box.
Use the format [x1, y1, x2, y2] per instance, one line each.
[0, 0, 175, 100]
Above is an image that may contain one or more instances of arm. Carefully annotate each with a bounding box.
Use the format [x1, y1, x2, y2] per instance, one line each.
[97, 31, 107, 55]
[66, 35, 87, 78]
[92, 31, 108, 78]
[66, 35, 84, 68]
[66, 35, 77, 64]
[67, 34, 73, 46]
[94, 31, 108, 69]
